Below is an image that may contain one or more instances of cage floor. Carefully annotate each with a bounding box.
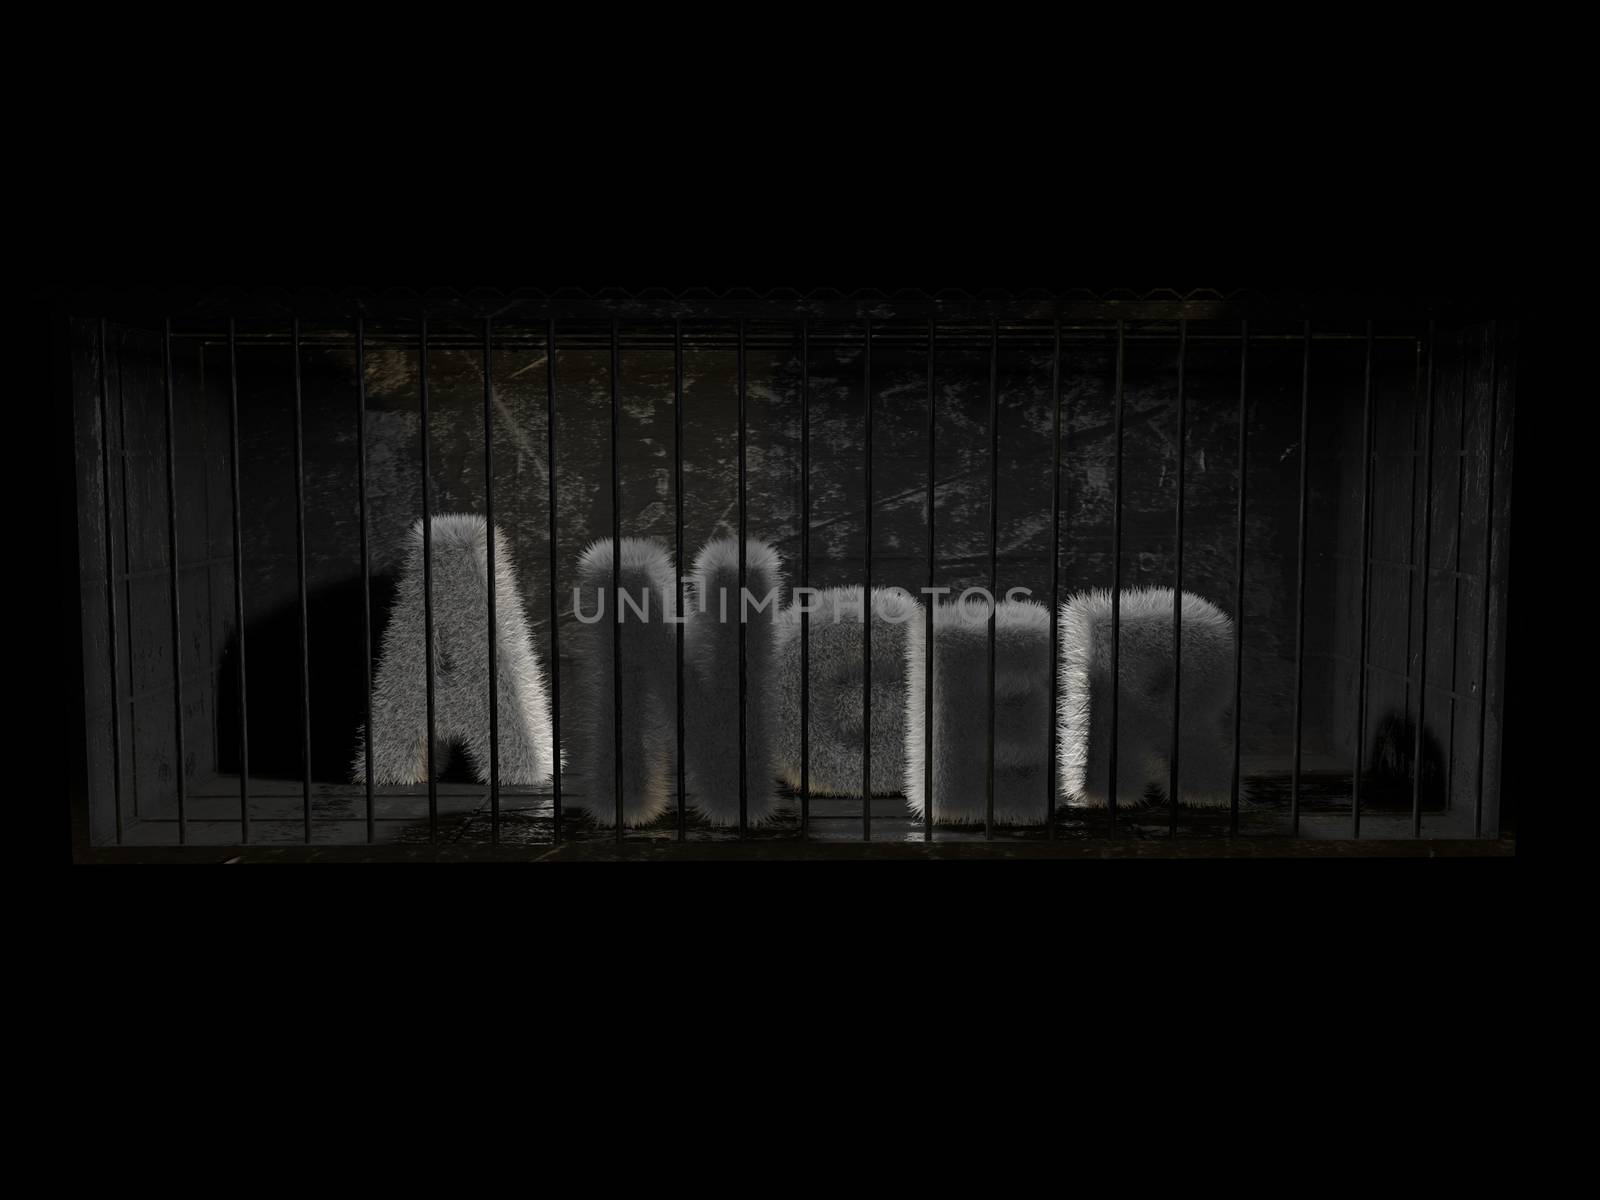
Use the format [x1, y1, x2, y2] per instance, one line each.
[111, 755, 1480, 847]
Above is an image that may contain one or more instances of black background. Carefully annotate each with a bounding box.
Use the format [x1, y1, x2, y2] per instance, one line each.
[28, 35, 1546, 1085]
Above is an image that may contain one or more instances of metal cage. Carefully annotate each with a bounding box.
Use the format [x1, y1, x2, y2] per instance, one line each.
[62, 288, 1518, 857]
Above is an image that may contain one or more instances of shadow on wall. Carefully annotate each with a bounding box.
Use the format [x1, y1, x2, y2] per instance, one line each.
[1364, 711, 1448, 811]
[215, 574, 478, 785]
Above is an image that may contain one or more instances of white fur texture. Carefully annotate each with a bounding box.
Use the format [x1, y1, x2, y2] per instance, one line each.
[566, 537, 680, 827]
[773, 587, 920, 796]
[355, 514, 555, 787]
[1057, 587, 1236, 809]
[902, 599, 1054, 825]
[683, 537, 784, 825]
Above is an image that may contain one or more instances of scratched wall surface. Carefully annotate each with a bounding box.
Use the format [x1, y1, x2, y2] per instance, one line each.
[74, 317, 1514, 838]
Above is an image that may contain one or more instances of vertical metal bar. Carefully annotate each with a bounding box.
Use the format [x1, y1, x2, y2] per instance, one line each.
[546, 318, 563, 843]
[162, 318, 188, 844]
[1353, 319, 1376, 838]
[1169, 317, 1188, 837]
[1290, 320, 1311, 836]
[611, 316, 624, 844]
[197, 338, 212, 774]
[291, 317, 311, 843]
[225, 321, 249, 844]
[355, 318, 372, 844]
[985, 317, 998, 842]
[862, 318, 873, 841]
[1230, 320, 1248, 837]
[420, 315, 438, 842]
[1108, 320, 1125, 833]
[738, 318, 749, 839]
[800, 318, 811, 840]
[116, 341, 142, 826]
[1401, 336, 1423, 804]
[1046, 317, 1062, 839]
[924, 318, 936, 842]
[1447, 330, 1468, 815]
[97, 319, 125, 844]
[675, 319, 687, 842]
[1474, 320, 1501, 838]
[483, 316, 500, 843]
[1412, 321, 1437, 838]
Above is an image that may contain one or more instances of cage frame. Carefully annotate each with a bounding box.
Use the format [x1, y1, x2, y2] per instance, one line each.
[60, 286, 1520, 861]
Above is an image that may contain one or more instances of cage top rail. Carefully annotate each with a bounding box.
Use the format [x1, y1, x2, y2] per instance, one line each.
[57, 285, 1522, 327]
[162, 329, 1424, 349]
